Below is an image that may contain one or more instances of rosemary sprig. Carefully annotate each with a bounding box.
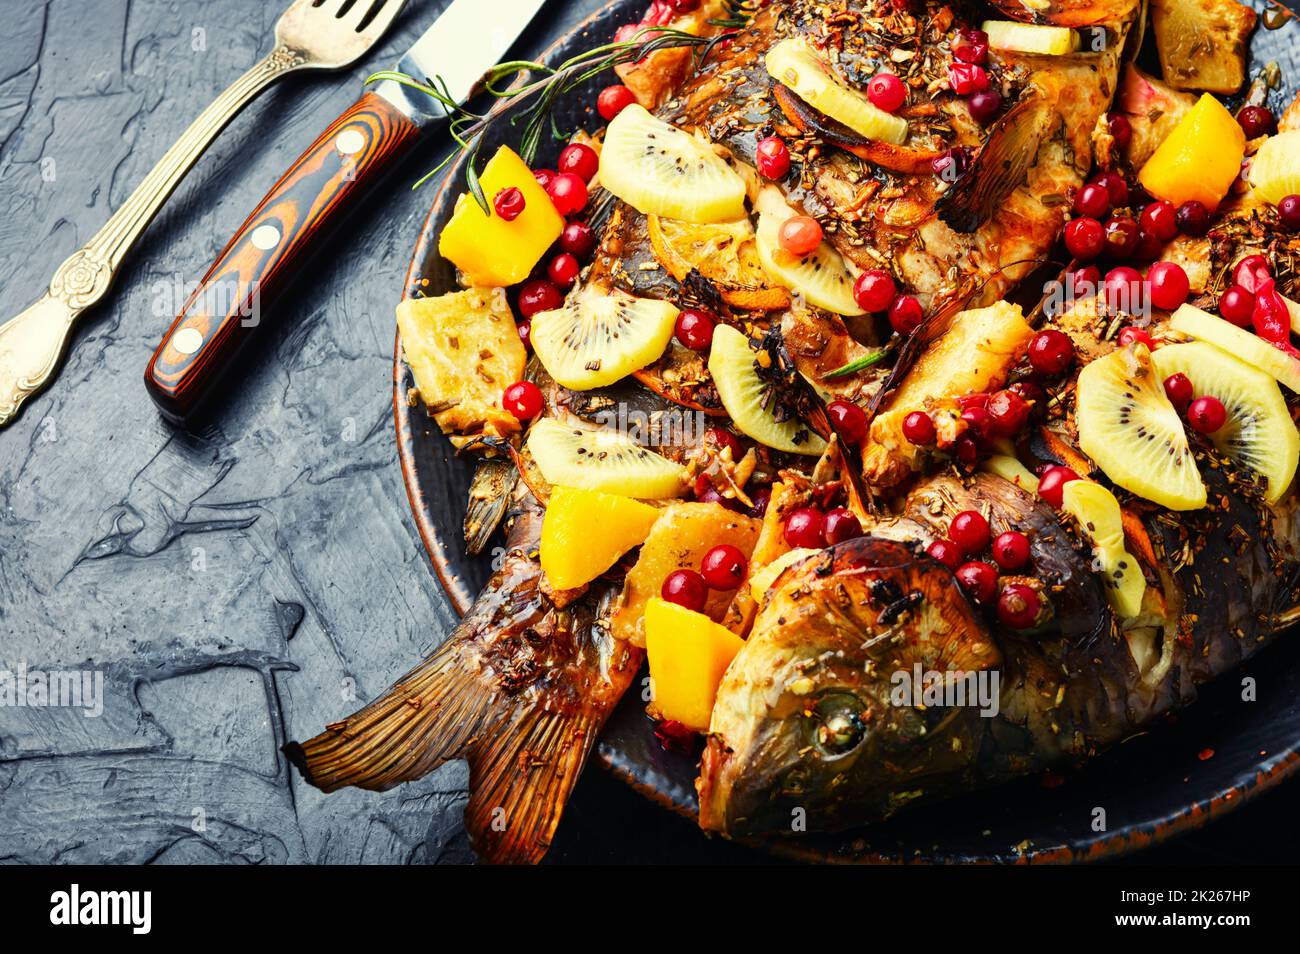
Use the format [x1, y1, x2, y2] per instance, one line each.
[366, 18, 750, 211]
[823, 348, 889, 379]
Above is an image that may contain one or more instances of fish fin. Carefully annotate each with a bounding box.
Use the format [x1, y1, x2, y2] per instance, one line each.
[284, 624, 617, 865]
[935, 89, 1055, 234]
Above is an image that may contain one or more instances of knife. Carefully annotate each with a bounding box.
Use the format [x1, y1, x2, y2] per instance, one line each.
[145, 0, 549, 423]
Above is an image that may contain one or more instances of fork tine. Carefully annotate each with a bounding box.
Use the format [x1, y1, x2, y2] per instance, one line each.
[351, 0, 405, 39]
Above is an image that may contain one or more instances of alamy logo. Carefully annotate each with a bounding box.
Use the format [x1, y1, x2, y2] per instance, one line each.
[889, 664, 1001, 717]
[50, 884, 151, 934]
[0, 662, 104, 717]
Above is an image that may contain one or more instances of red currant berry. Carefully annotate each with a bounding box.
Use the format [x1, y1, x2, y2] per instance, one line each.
[1237, 105, 1276, 139]
[961, 405, 992, 435]
[1140, 199, 1178, 241]
[700, 544, 747, 589]
[853, 269, 897, 312]
[1108, 113, 1133, 151]
[986, 388, 1031, 437]
[824, 507, 864, 545]
[1162, 372, 1193, 412]
[991, 531, 1031, 571]
[1074, 184, 1111, 219]
[1175, 200, 1211, 236]
[902, 410, 936, 445]
[779, 215, 822, 255]
[559, 220, 596, 258]
[927, 539, 965, 570]
[1101, 214, 1139, 259]
[557, 142, 599, 182]
[748, 486, 772, 518]
[547, 252, 580, 289]
[1092, 171, 1130, 208]
[675, 308, 715, 351]
[1037, 465, 1080, 508]
[948, 62, 989, 95]
[1028, 329, 1074, 377]
[1279, 195, 1300, 231]
[546, 172, 588, 217]
[661, 569, 708, 611]
[888, 295, 924, 335]
[516, 319, 532, 350]
[532, 168, 556, 191]
[949, 509, 990, 555]
[784, 508, 827, 549]
[1147, 261, 1189, 311]
[867, 72, 907, 112]
[597, 84, 637, 121]
[967, 89, 1002, 124]
[997, 583, 1043, 629]
[953, 433, 981, 468]
[1218, 285, 1255, 326]
[1187, 395, 1227, 434]
[1104, 266, 1146, 314]
[755, 135, 791, 179]
[706, 426, 744, 460]
[827, 399, 868, 445]
[1117, 326, 1152, 348]
[517, 279, 563, 318]
[1064, 217, 1105, 260]
[956, 561, 998, 604]
[952, 29, 989, 64]
[1068, 265, 1102, 298]
[493, 187, 526, 221]
[502, 380, 543, 420]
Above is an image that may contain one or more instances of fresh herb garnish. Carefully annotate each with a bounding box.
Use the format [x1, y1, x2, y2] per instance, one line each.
[823, 348, 889, 379]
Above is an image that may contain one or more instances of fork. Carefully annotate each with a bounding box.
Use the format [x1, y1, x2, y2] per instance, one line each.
[0, 0, 409, 427]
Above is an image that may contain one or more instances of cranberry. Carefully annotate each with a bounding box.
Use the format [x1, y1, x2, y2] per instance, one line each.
[1028, 329, 1074, 377]
[1232, 254, 1271, 295]
[1074, 184, 1111, 219]
[949, 509, 990, 555]
[597, 84, 637, 121]
[948, 62, 989, 95]
[1068, 265, 1102, 299]
[953, 433, 981, 468]
[547, 252, 580, 289]
[867, 72, 907, 113]
[517, 278, 563, 317]
[661, 568, 708, 611]
[931, 146, 971, 183]
[1176, 200, 1211, 237]
[827, 399, 868, 445]
[748, 486, 772, 518]
[502, 380, 543, 420]
[1187, 395, 1227, 434]
[1279, 195, 1300, 231]
[1104, 266, 1145, 314]
[1218, 285, 1255, 326]
[1037, 465, 1080, 508]
[1147, 261, 1189, 311]
[853, 269, 897, 312]
[1140, 200, 1178, 242]
[1064, 217, 1105, 260]
[986, 388, 1030, 436]
[675, 308, 715, 351]
[956, 561, 998, 604]
[755, 136, 791, 179]
[557, 142, 599, 182]
[967, 89, 1002, 124]
[1092, 171, 1130, 208]
[1163, 372, 1193, 412]
[991, 531, 1031, 570]
[1132, 227, 1165, 264]
[546, 172, 588, 217]
[779, 215, 822, 255]
[1102, 214, 1139, 259]
[560, 220, 596, 258]
[532, 168, 556, 191]
[784, 507, 827, 549]
[1108, 113, 1133, 151]
[1237, 105, 1276, 139]
[997, 583, 1043, 629]
[700, 544, 747, 589]
[953, 28, 989, 64]
[927, 539, 964, 570]
[706, 426, 744, 460]
[957, 392, 989, 410]
[516, 319, 532, 350]
[961, 405, 992, 435]
[493, 187, 526, 221]
[1117, 326, 1152, 348]
[888, 295, 924, 335]
[1009, 380, 1045, 412]
[667, 0, 701, 13]
[824, 508, 864, 545]
[694, 478, 727, 507]
[903, 410, 936, 445]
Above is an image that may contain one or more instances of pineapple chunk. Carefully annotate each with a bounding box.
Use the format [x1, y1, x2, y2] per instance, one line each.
[1249, 131, 1300, 207]
[396, 288, 526, 439]
[1138, 94, 1245, 210]
[645, 597, 745, 733]
[539, 487, 660, 591]
[981, 21, 1079, 55]
[437, 146, 564, 288]
[1149, 0, 1257, 94]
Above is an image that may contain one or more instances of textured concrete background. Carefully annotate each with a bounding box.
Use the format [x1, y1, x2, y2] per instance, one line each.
[0, 0, 1294, 865]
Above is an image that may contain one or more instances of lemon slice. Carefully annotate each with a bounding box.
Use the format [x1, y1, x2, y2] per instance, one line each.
[1169, 303, 1300, 393]
[765, 38, 908, 145]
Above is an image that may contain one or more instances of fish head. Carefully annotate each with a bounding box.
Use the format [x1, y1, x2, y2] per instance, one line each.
[698, 537, 1001, 836]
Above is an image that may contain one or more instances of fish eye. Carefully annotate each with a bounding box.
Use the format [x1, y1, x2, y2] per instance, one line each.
[807, 692, 867, 758]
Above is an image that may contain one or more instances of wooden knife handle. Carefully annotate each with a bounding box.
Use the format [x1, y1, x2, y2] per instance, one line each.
[145, 89, 421, 423]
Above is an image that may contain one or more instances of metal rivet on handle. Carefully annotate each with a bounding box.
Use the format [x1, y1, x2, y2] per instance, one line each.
[251, 224, 280, 250]
[336, 128, 365, 156]
[173, 326, 203, 356]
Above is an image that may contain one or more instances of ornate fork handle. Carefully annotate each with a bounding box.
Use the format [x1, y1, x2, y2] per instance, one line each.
[0, 44, 309, 425]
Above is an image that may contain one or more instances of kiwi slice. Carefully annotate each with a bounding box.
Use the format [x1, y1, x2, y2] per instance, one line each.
[1169, 303, 1300, 393]
[1060, 480, 1147, 619]
[527, 418, 687, 499]
[530, 284, 678, 390]
[753, 189, 863, 316]
[1076, 343, 1207, 511]
[708, 325, 827, 456]
[765, 39, 908, 145]
[981, 20, 1079, 55]
[1151, 341, 1299, 503]
[1248, 131, 1300, 206]
[598, 104, 747, 224]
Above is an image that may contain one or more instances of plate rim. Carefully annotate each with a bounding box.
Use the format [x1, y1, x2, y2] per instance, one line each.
[392, 0, 1300, 863]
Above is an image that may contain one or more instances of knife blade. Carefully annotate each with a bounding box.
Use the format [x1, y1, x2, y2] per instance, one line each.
[144, 0, 550, 423]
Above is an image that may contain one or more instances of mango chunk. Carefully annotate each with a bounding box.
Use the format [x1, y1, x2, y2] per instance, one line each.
[539, 487, 659, 591]
[438, 146, 564, 288]
[644, 597, 745, 733]
[1138, 94, 1245, 210]
[396, 288, 526, 439]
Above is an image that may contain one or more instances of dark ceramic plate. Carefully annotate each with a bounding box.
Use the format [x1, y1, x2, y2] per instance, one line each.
[395, 0, 1300, 862]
